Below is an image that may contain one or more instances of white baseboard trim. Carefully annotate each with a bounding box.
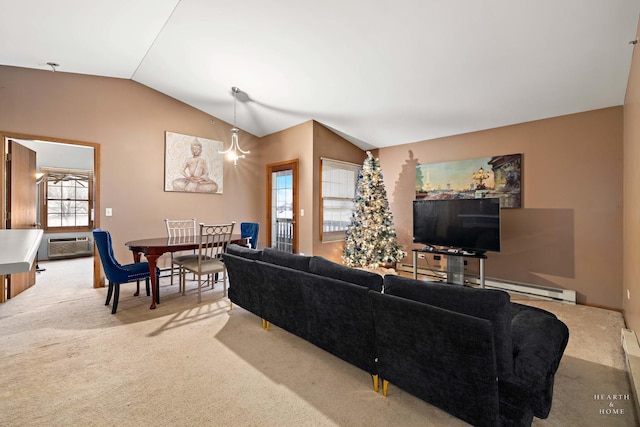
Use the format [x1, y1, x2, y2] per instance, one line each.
[621, 328, 640, 416]
[396, 263, 576, 304]
[480, 278, 576, 304]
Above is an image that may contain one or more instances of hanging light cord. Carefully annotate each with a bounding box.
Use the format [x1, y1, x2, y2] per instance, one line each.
[219, 87, 250, 165]
[233, 87, 238, 129]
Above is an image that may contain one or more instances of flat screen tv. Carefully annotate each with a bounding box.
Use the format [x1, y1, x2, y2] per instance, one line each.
[413, 198, 501, 253]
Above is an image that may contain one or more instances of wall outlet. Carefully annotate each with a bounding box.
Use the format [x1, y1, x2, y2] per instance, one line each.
[105, 208, 112, 217]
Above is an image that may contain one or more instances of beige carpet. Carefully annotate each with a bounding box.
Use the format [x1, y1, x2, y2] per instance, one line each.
[0, 257, 637, 426]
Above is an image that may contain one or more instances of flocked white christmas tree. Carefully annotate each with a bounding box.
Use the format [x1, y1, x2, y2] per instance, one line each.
[342, 151, 405, 268]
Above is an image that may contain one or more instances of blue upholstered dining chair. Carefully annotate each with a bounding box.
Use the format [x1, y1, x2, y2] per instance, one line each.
[240, 222, 260, 249]
[93, 229, 160, 314]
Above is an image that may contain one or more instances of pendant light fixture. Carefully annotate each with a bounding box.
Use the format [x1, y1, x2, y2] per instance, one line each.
[219, 86, 250, 165]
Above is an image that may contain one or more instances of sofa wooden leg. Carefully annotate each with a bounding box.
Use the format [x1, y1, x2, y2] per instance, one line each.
[229, 301, 233, 310]
[372, 375, 379, 392]
[262, 319, 270, 330]
[382, 379, 389, 397]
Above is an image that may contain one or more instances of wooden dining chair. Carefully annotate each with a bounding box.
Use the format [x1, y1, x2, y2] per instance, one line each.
[179, 222, 235, 303]
[165, 218, 197, 291]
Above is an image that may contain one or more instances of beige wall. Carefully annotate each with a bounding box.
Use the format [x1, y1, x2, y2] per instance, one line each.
[312, 122, 367, 261]
[259, 121, 367, 258]
[623, 24, 640, 331]
[259, 121, 314, 255]
[0, 65, 260, 267]
[378, 107, 623, 310]
[0, 63, 631, 314]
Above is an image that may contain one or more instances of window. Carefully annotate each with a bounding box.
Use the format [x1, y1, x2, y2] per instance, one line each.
[41, 168, 93, 232]
[320, 158, 360, 242]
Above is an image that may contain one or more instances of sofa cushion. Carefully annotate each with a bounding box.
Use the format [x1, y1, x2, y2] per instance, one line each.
[226, 243, 262, 260]
[262, 247, 311, 272]
[309, 256, 383, 292]
[383, 274, 514, 378]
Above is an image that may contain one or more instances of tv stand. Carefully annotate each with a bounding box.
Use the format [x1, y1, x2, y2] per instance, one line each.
[412, 248, 487, 287]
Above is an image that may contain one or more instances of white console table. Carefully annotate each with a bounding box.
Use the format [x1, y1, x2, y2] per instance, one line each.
[0, 229, 44, 302]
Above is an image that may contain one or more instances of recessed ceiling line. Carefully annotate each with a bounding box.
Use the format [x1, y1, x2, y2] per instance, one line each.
[130, 0, 183, 80]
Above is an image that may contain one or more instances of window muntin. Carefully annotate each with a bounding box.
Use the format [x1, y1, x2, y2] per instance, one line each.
[42, 168, 93, 231]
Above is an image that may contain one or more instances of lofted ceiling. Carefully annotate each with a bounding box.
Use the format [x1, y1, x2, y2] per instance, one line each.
[1, 0, 639, 150]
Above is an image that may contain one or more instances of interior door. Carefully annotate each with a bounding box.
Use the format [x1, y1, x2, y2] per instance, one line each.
[267, 160, 298, 253]
[6, 139, 38, 298]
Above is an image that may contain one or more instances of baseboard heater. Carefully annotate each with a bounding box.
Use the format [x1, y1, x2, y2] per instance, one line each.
[397, 263, 576, 304]
[48, 237, 93, 259]
[621, 329, 640, 416]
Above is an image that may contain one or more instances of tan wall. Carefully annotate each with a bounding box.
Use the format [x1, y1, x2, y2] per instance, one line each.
[623, 25, 640, 330]
[257, 121, 366, 260]
[312, 122, 367, 261]
[0, 65, 260, 267]
[378, 107, 623, 310]
[259, 121, 314, 255]
[0, 64, 629, 312]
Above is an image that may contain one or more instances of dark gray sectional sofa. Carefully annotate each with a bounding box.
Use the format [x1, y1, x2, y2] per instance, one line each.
[224, 244, 382, 378]
[223, 244, 569, 427]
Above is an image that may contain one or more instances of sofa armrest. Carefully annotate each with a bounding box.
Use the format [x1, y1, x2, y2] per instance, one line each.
[510, 304, 569, 418]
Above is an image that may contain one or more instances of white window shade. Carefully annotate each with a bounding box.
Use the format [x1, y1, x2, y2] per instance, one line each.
[321, 158, 360, 242]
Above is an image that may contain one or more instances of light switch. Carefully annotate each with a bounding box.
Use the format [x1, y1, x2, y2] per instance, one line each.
[105, 208, 113, 217]
[301, 209, 305, 217]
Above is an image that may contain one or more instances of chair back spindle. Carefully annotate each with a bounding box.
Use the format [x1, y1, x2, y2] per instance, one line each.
[165, 218, 197, 244]
[198, 222, 235, 266]
[164, 218, 198, 287]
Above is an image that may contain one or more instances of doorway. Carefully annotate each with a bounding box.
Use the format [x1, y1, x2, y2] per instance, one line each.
[1, 132, 100, 298]
[267, 160, 298, 254]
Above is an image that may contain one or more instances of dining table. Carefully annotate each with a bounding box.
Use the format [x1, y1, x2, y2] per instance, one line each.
[125, 234, 248, 309]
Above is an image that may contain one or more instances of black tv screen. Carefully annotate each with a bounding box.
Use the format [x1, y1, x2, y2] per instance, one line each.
[413, 198, 501, 253]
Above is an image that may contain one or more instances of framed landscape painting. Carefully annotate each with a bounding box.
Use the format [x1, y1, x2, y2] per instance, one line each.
[415, 153, 522, 208]
[164, 131, 224, 194]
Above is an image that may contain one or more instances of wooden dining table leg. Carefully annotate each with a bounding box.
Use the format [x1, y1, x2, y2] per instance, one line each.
[132, 251, 143, 297]
[128, 250, 160, 309]
[146, 254, 161, 309]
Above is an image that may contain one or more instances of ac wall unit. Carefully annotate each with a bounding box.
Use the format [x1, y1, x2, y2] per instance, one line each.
[48, 237, 92, 259]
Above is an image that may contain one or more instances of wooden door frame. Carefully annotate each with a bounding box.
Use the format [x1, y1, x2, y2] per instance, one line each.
[0, 131, 102, 292]
[266, 159, 299, 253]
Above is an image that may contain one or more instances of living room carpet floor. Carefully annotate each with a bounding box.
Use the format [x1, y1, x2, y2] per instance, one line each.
[0, 257, 636, 426]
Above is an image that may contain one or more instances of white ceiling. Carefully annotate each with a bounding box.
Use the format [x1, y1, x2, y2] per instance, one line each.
[1, 0, 639, 149]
